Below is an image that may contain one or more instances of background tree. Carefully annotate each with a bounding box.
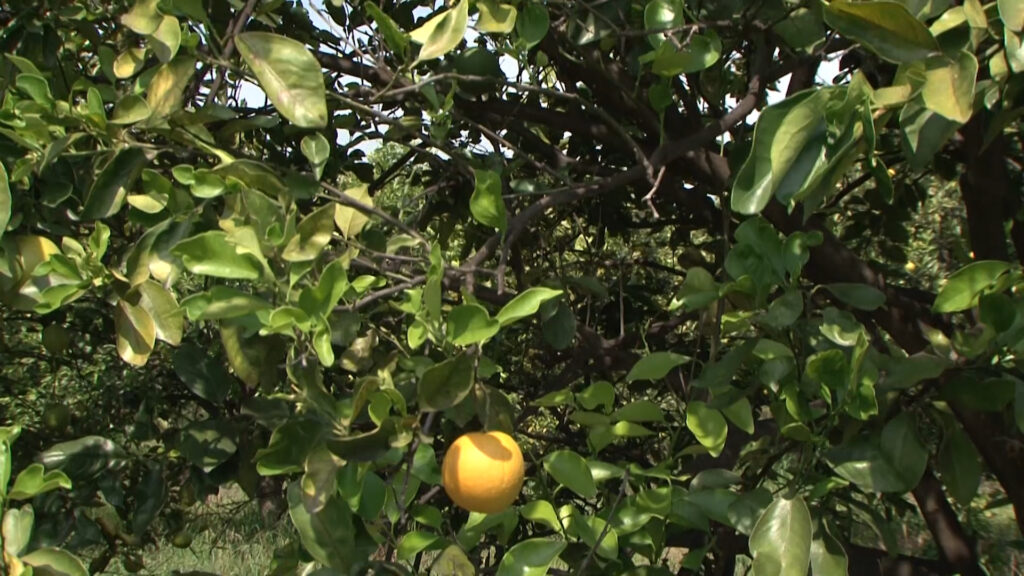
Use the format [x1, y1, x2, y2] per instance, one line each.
[0, 0, 1023, 574]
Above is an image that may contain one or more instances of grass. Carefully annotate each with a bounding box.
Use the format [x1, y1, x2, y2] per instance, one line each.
[100, 485, 294, 575]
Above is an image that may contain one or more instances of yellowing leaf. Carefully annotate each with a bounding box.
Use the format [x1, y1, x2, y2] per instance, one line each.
[235, 32, 328, 128]
[283, 203, 337, 262]
[146, 57, 195, 119]
[149, 15, 181, 62]
[334, 185, 373, 239]
[410, 1, 469, 61]
[115, 298, 157, 366]
[477, 0, 517, 34]
[113, 47, 147, 79]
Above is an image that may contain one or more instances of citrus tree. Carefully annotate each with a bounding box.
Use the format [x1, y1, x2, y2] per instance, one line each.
[1, 0, 1023, 574]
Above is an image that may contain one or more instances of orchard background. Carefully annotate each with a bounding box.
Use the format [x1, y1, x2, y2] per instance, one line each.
[1, 0, 1024, 574]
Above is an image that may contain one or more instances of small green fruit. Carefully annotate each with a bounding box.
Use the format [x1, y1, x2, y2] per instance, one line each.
[41, 324, 71, 355]
[42, 404, 71, 432]
[171, 530, 193, 549]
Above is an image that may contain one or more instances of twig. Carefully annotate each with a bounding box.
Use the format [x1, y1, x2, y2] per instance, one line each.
[576, 470, 629, 575]
[205, 0, 260, 107]
[320, 181, 429, 247]
[348, 275, 427, 311]
[640, 165, 668, 218]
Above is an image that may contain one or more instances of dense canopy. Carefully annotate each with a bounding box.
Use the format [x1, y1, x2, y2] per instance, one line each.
[1, 0, 1024, 574]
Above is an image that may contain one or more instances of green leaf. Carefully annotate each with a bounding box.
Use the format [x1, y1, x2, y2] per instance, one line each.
[447, 304, 500, 346]
[516, 3, 549, 47]
[174, 343, 232, 404]
[1000, 0, 1024, 32]
[418, 353, 474, 411]
[626, 352, 689, 382]
[431, 544, 476, 576]
[136, 281, 183, 345]
[542, 301, 576, 350]
[81, 149, 149, 220]
[932, 260, 1011, 312]
[113, 47, 147, 79]
[686, 401, 728, 457]
[3, 506, 33, 557]
[8, 463, 72, 500]
[876, 353, 949, 390]
[115, 298, 157, 367]
[520, 500, 563, 533]
[695, 339, 758, 389]
[644, 0, 685, 48]
[730, 89, 832, 215]
[301, 133, 330, 179]
[179, 419, 238, 472]
[496, 287, 563, 326]
[822, 0, 939, 63]
[181, 285, 271, 321]
[496, 538, 566, 576]
[650, 32, 722, 75]
[575, 512, 619, 559]
[749, 495, 812, 576]
[809, 522, 848, 576]
[761, 289, 804, 328]
[20, 547, 88, 576]
[937, 425, 981, 504]
[130, 462, 166, 536]
[283, 203, 337, 262]
[235, 32, 328, 128]
[900, 99, 960, 170]
[121, 0, 162, 34]
[410, 1, 470, 62]
[397, 530, 442, 561]
[150, 14, 181, 62]
[255, 418, 322, 475]
[722, 397, 755, 435]
[478, 1, 517, 34]
[543, 450, 597, 498]
[825, 283, 886, 311]
[577, 381, 615, 412]
[287, 481, 355, 571]
[146, 57, 195, 119]
[0, 163, 9, 241]
[38, 436, 127, 483]
[172, 231, 263, 280]
[825, 414, 928, 492]
[109, 94, 152, 125]
[333, 185, 373, 239]
[921, 50, 978, 124]
[470, 168, 507, 232]
[613, 400, 665, 423]
[364, 4, 410, 56]
[669, 267, 718, 312]
[16, 74, 53, 106]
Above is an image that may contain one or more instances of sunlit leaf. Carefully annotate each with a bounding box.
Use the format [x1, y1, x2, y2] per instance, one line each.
[496, 287, 563, 326]
[235, 32, 328, 128]
[823, 0, 939, 63]
[749, 495, 812, 576]
[477, 0, 517, 34]
[410, 1, 470, 62]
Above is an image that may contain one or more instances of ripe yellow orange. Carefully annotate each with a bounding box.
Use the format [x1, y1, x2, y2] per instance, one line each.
[442, 431, 525, 514]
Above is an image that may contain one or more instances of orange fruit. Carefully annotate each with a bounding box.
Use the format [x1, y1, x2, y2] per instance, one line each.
[441, 431, 525, 514]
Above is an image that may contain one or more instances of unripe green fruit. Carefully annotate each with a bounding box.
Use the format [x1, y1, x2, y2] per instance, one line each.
[42, 404, 70, 432]
[171, 530, 193, 549]
[41, 324, 71, 355]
